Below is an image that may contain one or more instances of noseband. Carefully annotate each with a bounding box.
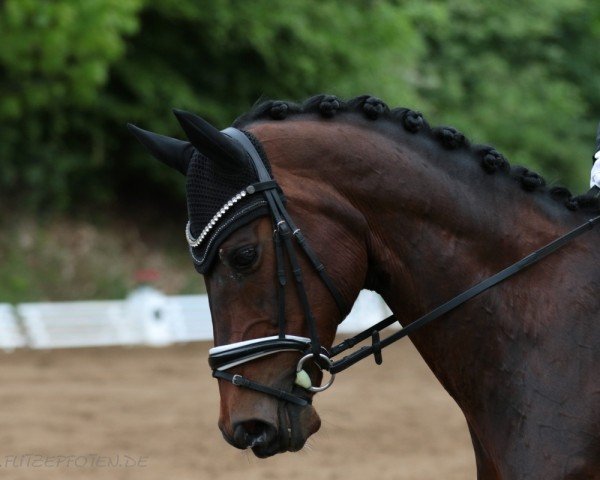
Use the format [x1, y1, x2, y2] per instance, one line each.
[208, 128, 347, 407]
[204, 128, 600, 408]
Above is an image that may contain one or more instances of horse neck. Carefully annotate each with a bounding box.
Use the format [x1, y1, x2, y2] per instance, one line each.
[297, 119, 574, 309]
[254, 118, 578, 313]
[254, 119, 600, 472]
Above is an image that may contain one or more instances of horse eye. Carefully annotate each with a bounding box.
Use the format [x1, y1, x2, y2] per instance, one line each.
[231, 246, 258, 269]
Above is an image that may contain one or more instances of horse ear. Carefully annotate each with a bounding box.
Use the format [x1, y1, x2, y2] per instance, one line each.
[172, 109, 247, 170]
[127, 124, 194, 175]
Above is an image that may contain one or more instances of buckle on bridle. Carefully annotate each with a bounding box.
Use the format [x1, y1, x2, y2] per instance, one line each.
[232, 374, 244, 386]
[295, 352, 335, 393]
[275, 219, 291, 237]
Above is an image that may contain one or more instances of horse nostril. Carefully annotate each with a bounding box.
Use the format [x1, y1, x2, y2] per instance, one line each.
[233, 420, 276, 449]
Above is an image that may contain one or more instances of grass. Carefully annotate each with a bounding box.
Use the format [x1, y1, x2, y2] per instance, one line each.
[0, 212, 205, 304]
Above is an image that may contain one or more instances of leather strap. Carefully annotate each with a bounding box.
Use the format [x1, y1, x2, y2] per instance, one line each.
[213, 370, 309, 407]
[249, 180, 280, 193]
[224, 127, 347, 317]
[209, 337, 311, 370]
[274, 231, 287, 339]
[329, 213, 600, 374]
[222, 128, 272, 182]
[271, 192, 348, 315]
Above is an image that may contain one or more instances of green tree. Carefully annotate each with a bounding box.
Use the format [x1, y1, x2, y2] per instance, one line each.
[411, 0, 598, 188]
[0, 0, 598, 214]
[0, 0, 142, 209]
[102, 0, 423, 206]
[0, 0, 422, 212]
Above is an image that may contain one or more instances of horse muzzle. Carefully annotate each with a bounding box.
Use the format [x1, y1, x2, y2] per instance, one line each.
[221, 401, 321, 458]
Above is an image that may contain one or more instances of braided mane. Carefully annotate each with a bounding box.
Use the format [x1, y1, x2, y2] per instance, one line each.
[234, 94, 599, 214]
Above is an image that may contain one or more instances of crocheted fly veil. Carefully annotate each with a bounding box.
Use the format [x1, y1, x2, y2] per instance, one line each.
[185, 139, 273, 272]
[128, 110, 272, 273]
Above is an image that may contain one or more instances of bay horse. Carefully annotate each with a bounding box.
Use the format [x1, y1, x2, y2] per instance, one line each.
[130, 95, 600, 478]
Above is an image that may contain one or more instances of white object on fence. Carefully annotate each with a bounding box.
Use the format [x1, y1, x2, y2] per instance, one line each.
[125, 286, 178, 346]
[0, 304, 26, 351]
[338, 290, 394, 333]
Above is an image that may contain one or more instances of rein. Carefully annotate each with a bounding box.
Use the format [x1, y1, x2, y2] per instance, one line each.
[328, 213, 600, 373]
[208, 127, 600, 406]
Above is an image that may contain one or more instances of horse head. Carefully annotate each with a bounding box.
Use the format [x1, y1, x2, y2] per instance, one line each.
[129, 109, 366, 457]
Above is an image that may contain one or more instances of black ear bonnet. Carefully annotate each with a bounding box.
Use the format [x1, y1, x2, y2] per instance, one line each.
[128, 116, 277, 274]
[185, 132, 275, 273]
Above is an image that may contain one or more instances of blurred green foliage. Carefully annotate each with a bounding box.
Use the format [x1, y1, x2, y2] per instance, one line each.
[413, 0, 600, 186]
[0, 0, 598, 212]
[0, 0, 143, 210]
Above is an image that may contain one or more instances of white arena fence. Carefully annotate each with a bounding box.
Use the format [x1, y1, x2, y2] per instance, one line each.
[1, 289, 392, 351]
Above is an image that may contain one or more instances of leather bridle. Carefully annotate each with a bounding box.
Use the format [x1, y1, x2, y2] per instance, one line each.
[209, 127, 347, 407]
[207, 127, 600, 408]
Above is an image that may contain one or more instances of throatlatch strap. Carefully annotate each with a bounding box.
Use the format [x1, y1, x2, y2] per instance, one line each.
[213, 370, 309, 407]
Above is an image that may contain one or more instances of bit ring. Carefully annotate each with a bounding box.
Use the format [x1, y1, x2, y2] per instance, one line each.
[296, 353, 335, 392]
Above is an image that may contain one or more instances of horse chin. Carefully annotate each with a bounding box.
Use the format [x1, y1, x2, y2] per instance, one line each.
[284, 403, 321, 454]
[249, 403, 321, 458]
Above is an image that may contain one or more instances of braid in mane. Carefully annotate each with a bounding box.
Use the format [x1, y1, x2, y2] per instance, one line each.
[233, 94, 598, 214]
[346, 95, 390, 120]
[390, 108, 429, 133]
[302, 94, 346, 117]
[433, 126, 469, 150]
[474, 146, 511, 174]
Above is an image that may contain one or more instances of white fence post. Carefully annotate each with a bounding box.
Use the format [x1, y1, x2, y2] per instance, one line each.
[0, 304, 27, 351]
